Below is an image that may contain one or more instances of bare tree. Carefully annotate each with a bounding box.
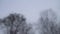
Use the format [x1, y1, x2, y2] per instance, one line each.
[2, 13, 31, 34]
[39, 9, 60, 34]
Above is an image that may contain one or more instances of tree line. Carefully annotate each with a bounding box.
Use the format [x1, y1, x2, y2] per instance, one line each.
[0, 9, 60, 34]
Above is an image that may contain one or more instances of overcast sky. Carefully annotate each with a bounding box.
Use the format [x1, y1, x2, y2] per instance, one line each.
[0, 0, 60, 34]
[0, 0, 60, 22]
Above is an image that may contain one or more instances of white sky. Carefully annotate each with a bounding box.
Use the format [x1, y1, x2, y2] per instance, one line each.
[0, 0, 60, 34]
[0, 0, 60, 22]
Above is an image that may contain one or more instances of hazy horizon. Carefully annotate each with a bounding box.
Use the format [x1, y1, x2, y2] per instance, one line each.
[0, 0, 60, 22]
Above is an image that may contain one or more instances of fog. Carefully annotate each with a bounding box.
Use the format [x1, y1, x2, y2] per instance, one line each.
[0, 0, 60, 34]
[0, 0, 60, 22]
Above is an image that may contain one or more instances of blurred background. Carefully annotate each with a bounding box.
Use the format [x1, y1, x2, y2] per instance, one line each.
[0, 0, 60, 34]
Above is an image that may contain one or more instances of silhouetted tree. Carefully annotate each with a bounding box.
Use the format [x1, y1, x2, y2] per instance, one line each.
[2, 13, 31, 34]
[39, 9, 60, 34]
